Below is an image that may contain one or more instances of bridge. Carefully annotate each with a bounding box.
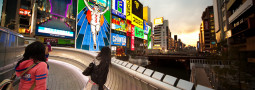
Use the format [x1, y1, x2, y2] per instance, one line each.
[0, 27, 213, 90]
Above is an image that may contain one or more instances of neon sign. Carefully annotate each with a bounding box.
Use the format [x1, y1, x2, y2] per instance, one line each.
[36, 26, 74, 39]
[19, 8, 31, 16]
[111, 33, 126, 46]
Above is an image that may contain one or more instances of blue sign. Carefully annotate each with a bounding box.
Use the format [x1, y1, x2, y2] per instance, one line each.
[111, 0, 126, 19]
[143, 21, 149, 34]
[35, 26, 74, 39]
[111, 33, 126, 46]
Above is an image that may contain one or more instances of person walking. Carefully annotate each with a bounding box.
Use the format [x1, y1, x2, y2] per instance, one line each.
[15, 41, 49, 90]
[85, 47, 111, 90]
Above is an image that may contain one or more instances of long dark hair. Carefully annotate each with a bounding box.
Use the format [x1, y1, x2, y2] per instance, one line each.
[96, 47, 111, 66]
[92, 47, 111, 89]
[17, 41, 46, 66]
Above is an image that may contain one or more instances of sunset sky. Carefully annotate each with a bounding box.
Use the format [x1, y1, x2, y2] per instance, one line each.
[139, 0, 213, 46]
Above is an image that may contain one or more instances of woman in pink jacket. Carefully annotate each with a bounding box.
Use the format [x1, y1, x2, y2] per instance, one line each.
[15, 41, 48, 90]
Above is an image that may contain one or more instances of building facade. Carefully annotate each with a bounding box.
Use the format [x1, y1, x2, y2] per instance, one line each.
[201, 6, 217, 53]
[213, 0, 230, 54]
[227, 1, 255, 89]
[153, 20, 170, 51]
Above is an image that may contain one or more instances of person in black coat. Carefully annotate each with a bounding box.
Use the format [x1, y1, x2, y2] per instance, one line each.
[87, 47, 111, 90]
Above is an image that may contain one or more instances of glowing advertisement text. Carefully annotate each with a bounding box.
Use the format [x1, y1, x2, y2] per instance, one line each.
[126, 0, 132, 20]
[111, 33, 126, 46]
[131, 25, 135, 50]
[131, 14, 143, 29]
[134, 26, 144, 39]
[36, 26, 74, 39]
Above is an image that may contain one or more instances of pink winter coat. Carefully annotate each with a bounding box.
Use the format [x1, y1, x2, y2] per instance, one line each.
[15, 59, 48, 90]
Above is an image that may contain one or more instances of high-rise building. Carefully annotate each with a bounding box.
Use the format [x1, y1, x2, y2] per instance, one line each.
[213, 0, 229, 54]
[174, 35, 178, 51]
[1, 0, 34, 37]
[201, 6, 216, 53]
[153, 19, 171, 51]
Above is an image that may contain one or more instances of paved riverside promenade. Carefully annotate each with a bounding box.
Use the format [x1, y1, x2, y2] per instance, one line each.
[47, 59, 88, 90]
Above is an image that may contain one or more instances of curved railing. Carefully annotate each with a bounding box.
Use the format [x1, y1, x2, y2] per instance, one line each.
[50, 47, 213, 90]
[0, 27, 25, 82]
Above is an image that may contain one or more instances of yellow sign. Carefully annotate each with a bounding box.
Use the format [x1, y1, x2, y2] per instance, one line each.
[154, 17, 163, 26]
[131, 14, 143, 29]
[134, 1, 139, 9]
[143, 7, 148, 22]
[126, 0, 132, 21]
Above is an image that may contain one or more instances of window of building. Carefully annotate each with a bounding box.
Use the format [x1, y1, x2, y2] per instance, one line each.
[210, 14, 214, 18]
[211, 30, 215, 33]
[211, 26, 215, 29]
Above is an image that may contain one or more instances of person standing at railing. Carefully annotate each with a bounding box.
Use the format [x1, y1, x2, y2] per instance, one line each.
[45, 42, 52, 61]
[85, 47, 111, 90]
[15, 41, 49, 90]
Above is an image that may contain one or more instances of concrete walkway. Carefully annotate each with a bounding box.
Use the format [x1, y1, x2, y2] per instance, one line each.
[47, 59, 88, 90]
[195, 68, 212, 88]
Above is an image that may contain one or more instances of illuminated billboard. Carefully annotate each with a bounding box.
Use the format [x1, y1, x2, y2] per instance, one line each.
[143, 21, 150, 34]
[112, 0, 126, 19]
[76, 0, 111, 51]
[126, 20, 131, 36]
[111, 33, 126, 46]
[132, 0, 143, 19]
[131, 14, 143, 29]
[147, 27, 152, 49]
[35, 0, 77, 37]
[112, 15, 126, 32]
[154, 17, 163, 26]
[19, 8, 31, 16]
[143, 6, 150, 22]
[35, 26, 74, 39]
[131, 25, 135, 50]
[134, 26, 144, 39]
[126, 0, 132, 21]
[88, 0, 108, 7]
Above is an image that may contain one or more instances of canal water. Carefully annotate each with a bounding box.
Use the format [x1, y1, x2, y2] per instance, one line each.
[128, 56, 190, 81]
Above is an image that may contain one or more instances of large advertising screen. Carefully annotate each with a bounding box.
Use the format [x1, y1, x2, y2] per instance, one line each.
[134, 26, 144, 39]
[36, 26, 74, 39]
[35, 0, 77, 38]
[112, 15, 126, 32]
[132, 0, 143, 19]
[112, 0, 126, 19]
[111, 33, 126, 46]
[76, 0, 111, 51]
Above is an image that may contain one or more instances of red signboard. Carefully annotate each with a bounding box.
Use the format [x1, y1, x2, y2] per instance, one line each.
[131, 25, 135, 51]
[19, 8, 31, 16]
